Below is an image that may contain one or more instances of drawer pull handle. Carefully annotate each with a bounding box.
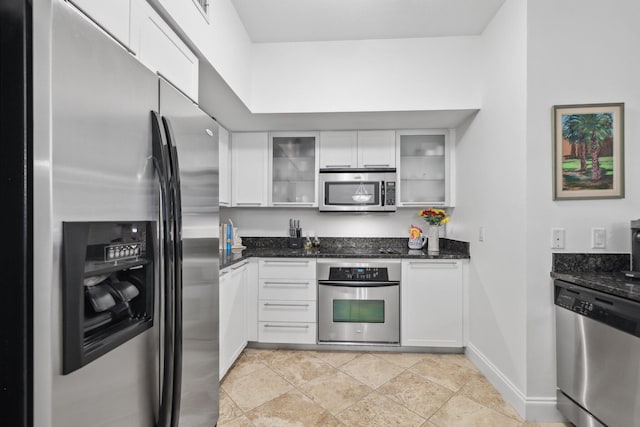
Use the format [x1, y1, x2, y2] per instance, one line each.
[363, 164, 390, 167]
[325, 164, 352, 168]
[263, 281, 310, 286]
[263, 260, 310, 265]
[231, 261, 249, 270]
[263, 303, 310, 307]
[264, 324, 310, 329]
[408, 262, 458, 267]
[235, 202, 262, 206]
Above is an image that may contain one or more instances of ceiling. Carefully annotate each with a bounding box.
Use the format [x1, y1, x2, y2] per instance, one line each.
[230, 0, 506, 43]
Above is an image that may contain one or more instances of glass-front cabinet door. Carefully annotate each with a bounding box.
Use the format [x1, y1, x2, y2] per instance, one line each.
[269, 132, 319, 206]
[396, 130, 452, 207]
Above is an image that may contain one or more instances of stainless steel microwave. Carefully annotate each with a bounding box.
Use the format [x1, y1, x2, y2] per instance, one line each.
[318, 168, 397, 212]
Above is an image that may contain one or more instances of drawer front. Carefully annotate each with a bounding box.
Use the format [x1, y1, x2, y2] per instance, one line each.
[259, 278, 316, 301]
[259, 258, 316, 279]
[258, 322, 317, 344]
[258, 300, 316, 322]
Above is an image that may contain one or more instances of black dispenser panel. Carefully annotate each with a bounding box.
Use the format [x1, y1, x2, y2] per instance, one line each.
[62, 221, 155, 374]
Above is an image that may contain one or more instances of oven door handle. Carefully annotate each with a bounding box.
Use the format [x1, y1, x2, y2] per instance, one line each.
[318, 280, 399, 287]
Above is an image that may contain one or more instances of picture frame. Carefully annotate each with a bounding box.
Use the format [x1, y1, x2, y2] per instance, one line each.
[552, 103, 624, 200]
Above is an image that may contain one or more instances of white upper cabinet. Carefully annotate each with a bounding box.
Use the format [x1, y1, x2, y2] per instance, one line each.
[396, 129, 453, 207]
[130, 0, 199, 102]
[319, 131, 358, 169]
[320, 130, 396, 169]
[357, 130, 396, 168]
[231, 132, 269, 207]
[219, 124, 231, 207]
[269, 132, 319, 207]
[67, 0, 132, 48]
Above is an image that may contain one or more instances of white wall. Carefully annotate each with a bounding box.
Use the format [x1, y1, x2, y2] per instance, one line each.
[222, 207, 449, 238]
[154, 0, 253, 104]
[451, 0, 528, 415]
[525, 0, 640, 416]
[250, 37, 482, 113]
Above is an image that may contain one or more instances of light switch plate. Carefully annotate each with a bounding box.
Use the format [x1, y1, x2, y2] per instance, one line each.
[551, 228, 565, 249]
[592, 228, 606, 249]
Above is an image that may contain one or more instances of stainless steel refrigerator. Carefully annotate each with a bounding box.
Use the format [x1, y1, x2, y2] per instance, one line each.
[9, 1, 219, 426]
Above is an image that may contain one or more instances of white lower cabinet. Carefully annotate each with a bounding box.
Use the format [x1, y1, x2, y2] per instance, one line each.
[219, 261, 248, 378]
[401, 260, 463, 347]
[257, 258, 317, 344]
[245, 259, 259, 342]
[258, 322, 317, 344]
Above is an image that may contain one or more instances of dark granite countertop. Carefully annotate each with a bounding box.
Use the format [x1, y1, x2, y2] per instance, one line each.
[221, 237, 470, 269]
[550, 253, 639, 302]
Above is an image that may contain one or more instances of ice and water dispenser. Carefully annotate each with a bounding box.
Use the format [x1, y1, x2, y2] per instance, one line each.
[632, 219, 640, 272]
[62, 221, 155, 374]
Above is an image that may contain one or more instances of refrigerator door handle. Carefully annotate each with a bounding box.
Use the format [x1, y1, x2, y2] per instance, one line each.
[162, 116, 184, 427]
[151, 111, 175, 427]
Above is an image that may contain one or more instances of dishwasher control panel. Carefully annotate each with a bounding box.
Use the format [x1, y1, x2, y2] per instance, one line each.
[554, 280, 640, 338]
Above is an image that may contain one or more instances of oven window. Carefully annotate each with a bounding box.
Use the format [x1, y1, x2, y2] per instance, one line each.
[333, 299, 384, 323]
[325, 182, 380, 205]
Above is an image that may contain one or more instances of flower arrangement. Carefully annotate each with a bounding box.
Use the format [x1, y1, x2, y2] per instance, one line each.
[418, 208, 450, 226]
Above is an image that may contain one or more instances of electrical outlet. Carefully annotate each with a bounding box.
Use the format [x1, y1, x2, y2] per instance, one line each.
[551, 228, 565, 249]
[592, 228, 606, 249]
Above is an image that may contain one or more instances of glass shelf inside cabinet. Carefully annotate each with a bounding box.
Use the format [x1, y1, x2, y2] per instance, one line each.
[272, 136, 316, 203]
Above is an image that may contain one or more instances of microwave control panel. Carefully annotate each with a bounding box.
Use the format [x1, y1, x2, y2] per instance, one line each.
[384, 182, 396, 206]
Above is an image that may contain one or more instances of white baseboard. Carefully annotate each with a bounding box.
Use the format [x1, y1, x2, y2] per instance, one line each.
[465, 343, 567, 422]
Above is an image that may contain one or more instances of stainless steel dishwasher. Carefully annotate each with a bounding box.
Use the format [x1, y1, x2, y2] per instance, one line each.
[554, 280, 640, 427]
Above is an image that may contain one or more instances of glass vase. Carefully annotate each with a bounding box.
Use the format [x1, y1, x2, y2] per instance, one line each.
[427, 224, 440, 255]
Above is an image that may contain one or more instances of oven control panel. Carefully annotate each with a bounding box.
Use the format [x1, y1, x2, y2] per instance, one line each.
[329, 267, 389, 281]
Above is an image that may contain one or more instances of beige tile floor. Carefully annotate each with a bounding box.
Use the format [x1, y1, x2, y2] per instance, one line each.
[219, 349, 572, 427]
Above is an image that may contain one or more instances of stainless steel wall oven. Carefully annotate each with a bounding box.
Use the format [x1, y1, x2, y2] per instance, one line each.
[317, 260, 400, 345]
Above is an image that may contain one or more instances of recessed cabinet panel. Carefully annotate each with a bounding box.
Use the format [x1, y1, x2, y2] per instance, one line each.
[231, 132, 269, 206]
[219, 262, 248, 378]
[68, 0, 131, 47]
[357, 130, 396, 168]
[319, 131, 358, 168]
[401, 260, 463, 347]
[130, 0, 199, 101]
[269, 132, 319, 206]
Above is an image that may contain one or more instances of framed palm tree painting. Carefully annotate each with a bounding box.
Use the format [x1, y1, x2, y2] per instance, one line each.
[552, 103, 624, 200]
